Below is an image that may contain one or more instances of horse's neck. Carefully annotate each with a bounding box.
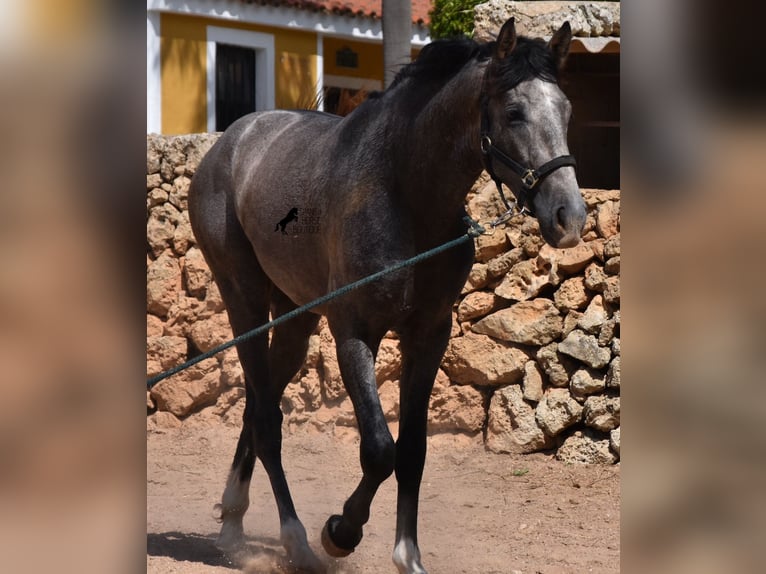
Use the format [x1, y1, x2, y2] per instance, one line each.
[395, 62, 487, 219]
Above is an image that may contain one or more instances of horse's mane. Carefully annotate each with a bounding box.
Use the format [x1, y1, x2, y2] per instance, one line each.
[380, 35, 559, 96]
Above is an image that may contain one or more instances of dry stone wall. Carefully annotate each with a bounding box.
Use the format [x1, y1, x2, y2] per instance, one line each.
[147, 134, 620, 464]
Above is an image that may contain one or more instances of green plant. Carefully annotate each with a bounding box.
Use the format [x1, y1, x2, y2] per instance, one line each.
[511, 468, 530, 477]
[429, 0, 485, 39]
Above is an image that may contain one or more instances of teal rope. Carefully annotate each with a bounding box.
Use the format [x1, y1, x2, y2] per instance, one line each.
[147, 218, 485, 389]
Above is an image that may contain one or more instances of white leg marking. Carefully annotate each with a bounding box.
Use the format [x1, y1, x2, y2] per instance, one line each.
[215, 470, 250, 551]
[392, 539, 428, 574]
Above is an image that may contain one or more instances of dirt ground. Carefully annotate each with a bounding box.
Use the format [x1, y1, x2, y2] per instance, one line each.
[147, 420, 619, 574]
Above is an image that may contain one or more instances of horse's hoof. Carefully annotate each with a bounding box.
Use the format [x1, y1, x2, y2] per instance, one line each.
[320, 515, 358, 558]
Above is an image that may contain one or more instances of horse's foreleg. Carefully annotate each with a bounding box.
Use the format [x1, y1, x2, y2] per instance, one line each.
[392, 317, 452, 574]
[321, 336, 395, 557]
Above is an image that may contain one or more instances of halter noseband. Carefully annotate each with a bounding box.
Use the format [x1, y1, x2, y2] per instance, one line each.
[479, 96, 577, 218]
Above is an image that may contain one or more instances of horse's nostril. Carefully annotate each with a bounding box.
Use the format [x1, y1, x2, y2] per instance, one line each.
[556, 206, 567, 230]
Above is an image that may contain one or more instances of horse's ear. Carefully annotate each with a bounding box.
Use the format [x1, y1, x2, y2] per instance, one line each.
[495, 17, 517, 60]
[548, 21, 572, 70]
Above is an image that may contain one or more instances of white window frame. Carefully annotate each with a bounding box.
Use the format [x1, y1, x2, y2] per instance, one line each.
[206, 26, 275, 132]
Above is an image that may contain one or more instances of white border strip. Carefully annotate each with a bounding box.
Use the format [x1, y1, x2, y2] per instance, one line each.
[206, 26, 276, 132]
[147, 0, 430, 45]
[146, 11, 162, 133]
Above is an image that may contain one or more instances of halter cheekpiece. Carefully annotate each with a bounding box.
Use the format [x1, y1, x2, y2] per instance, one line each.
[479, 96, 577, 220]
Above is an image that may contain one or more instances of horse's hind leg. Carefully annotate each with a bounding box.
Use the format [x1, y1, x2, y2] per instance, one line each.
[260, 288, 323, 570]
[212, 272, 271, 551]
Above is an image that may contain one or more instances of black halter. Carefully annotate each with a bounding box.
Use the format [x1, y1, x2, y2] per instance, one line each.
[479, 98, 577, 217]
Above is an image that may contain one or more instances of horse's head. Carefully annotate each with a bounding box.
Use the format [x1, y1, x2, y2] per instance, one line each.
[481, 19, 586, 248]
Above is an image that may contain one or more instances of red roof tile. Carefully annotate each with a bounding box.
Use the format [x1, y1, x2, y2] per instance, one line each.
[246, 0, 433, 26]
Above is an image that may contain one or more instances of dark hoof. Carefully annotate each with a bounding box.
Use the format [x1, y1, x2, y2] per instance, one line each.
[320, 515, 360, 558]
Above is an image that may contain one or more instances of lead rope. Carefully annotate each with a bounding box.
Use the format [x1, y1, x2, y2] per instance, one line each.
[147, 216, 486, 389]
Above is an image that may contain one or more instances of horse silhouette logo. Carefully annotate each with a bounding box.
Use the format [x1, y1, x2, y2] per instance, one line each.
[275, 207, 298, 234]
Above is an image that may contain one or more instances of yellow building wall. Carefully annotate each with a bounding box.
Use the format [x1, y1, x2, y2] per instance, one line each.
[159, 14, 320, 134]
[160, 15, 207, 134]
[323, 37, 384, 83]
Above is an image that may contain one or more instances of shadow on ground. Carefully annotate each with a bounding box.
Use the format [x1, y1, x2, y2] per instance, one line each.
[147, 531, 285, 570]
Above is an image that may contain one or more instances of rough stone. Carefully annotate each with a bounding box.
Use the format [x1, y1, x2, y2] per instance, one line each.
[596, 200, 620, 238]
[553, 277, 589, 311]
[604, 256, 620, 275]
[535, 388, 584, 437]
[584, 263, 608, 292]
[319, 328, 345, 402]
[147, 184, 166, 206]
[610, 427, 620, 456]
[461, 263, 489, 294]
[457, 291, 502, 323]
[147, 209, 176, 257]
[611, 337, 620, 357]
[377, 379, 400, 421]
[220, 348, 244, 387]
[487, 247, 525, 278]
[598, 316, 617, 346]
[486, 385, 552, 454]
[584, 395, 620, 432]
[606, 356, 620, 389]
[562, 310, 583, 337]
[494, 258, 557, 301]
[602, 276, 620, 305]
[163, 296, 206, 338]
[536, 342, 577, 388]
[147, 313, 164, 338]
[169, 176, 191, 211]
[172, 211, 196, 255]
[475, 230, 509, 262]
[522, 360, 544, 402]
[474, 1, 621, 42]
[150, 358, 222, 418]
[604, 235, 621, 258]
[556, 429, 618, 465]
[146, 410, 182, 432]
[578, 295, 608, 334]
[569, 368, 606, 400]
[473, 299, 563, 346]
[189, 313, 232, 354]
[183, 247, 211, 298]
[428, 371, 485, 433]
[558, 330, 611, 369]
[147, 252, 182, 317]
[538, 242, 595, 276]
[589, 238, 605, 262]
[442, 332, 529, 386]
[146, 335, 188, 378]
[375, 338, 402, 384]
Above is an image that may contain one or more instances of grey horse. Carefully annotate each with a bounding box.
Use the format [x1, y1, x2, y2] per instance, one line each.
[188, 18, 585, 573]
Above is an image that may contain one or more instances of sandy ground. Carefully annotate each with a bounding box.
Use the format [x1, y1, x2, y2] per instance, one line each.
[147, 422, 619, 574]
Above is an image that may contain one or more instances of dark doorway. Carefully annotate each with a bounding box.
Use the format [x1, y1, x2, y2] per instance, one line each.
[216, 43, 256, 132]
[561, 52, 620, 189]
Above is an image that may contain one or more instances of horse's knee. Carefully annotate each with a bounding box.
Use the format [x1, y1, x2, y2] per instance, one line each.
[360, 432, 396, 482]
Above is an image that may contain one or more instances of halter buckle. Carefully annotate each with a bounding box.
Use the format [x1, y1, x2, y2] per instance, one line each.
[521, 169, 539, 189]
[480, 135, 492, 155]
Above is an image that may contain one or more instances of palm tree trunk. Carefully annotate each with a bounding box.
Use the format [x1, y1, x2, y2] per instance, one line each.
[382, 0, 412, 88]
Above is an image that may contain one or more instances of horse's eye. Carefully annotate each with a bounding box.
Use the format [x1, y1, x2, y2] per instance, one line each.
[506, 108, 525, 124]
